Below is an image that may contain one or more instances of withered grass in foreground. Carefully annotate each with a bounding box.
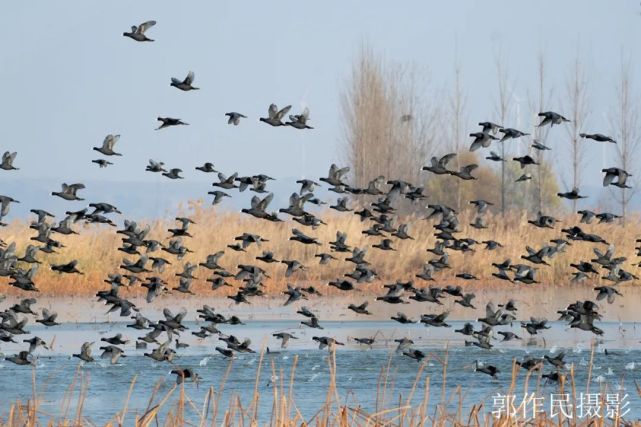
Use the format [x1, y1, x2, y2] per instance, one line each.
[0, 346, 637, 426]
[1, 202, 640, 297]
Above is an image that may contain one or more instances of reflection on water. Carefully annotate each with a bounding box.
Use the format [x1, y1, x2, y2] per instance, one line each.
[0, 320, 640, 424]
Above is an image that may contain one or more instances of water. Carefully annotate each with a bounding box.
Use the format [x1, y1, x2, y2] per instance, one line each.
[1, 320, 640, 424]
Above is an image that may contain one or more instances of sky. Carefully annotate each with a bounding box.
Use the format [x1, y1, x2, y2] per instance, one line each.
[1, 1, 641, 219]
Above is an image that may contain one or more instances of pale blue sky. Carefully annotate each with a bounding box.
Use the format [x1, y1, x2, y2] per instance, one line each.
[1, 1, 640, 217]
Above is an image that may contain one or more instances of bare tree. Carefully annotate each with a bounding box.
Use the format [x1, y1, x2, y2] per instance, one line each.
[494, 52, 513, 216]
[564, 50, 590, 213]
[518, 53, 561, 215]
[447, 61, 468, 210]
[341, 47, 441, 210]
[532, 52, 556, 212]
[610, 57, 641, 222]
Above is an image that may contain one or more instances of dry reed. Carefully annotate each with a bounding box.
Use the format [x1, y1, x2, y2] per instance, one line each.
[0, 346, 638, 427]
[1, 202, 640, 297]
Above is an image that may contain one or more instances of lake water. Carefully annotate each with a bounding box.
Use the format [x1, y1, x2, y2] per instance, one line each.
[0, 319, 640, 424]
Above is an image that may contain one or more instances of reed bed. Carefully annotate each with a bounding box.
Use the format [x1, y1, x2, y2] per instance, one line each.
[1, 202, 640, 297]
[0, 345, 638, 426]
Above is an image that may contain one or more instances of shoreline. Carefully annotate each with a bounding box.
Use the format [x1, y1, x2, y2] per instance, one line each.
[2, 282, 638, 323]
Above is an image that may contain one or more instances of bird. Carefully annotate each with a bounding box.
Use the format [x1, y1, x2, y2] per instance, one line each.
[312, 336, 344, 350]
[36, 308, 59, 327]
[557, 187, 587, 200]
[100, 346, 126, 365]
[73, 342, 95, 362]
[402, 349, 426, 361]
[485, 151, 505, 162]
[170, 71, 199, 91]
[123, 20, 157, 42]
[513, 155, 539, 168]
[602, 167, 632, 188]
[93, 134, 122, 156]
[320, 164, 350, 187]
[469, 199, 494, 214]
[225, 112, 247, 125]
[449, 164, 478, 180]
[479, 122, 502, 134]
[259, 104, 292, 127]
[0, 151, 18, 170]
[474, 361, 499, 378]
[422, 153, 456, 174]
[497, 331, 520, 342]
[6, 351, 33, 366]
[499, 128, 529, 141]
[272, 332, 298, 349]
[531, 140, 551, 151]
[286, 107, 313, 129]
[544, 352, 566, 370]
[594, 285, 622, 303]
[469, 133, 498, 151]
[538, 111, 570, 127]
[391, 312, 415, 324]
[283, 284, 308, 305]
[24, 336, 49, 353]
[454, 323, 475, 336]
[347, 301, 371, 315]
[421, 312, 450, 327]
[170, 368, 200, 384]
[215, 347, 234, 358]
[290, 228, 321, 245]
[455, 293, 476, 309]
[146, 159, 167, 173]
[92, 159, 113, 168]
[580, 133, 616, 143]
[301, 316, 323, 329]
[196, 162, 217, 173]
[52, 183, 85, 201]
[214, 173, 240, 190]
[156, 117, 188, 130]
[208, 190, 230, 205]
[162, 168, 184, 179]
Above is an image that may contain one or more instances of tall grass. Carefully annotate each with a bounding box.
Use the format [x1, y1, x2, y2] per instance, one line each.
[0, 346, 637, 426]
[1, 202, 639, 297]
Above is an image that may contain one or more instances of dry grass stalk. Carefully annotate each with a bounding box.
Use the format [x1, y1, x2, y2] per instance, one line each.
[2, 207, 640, 299]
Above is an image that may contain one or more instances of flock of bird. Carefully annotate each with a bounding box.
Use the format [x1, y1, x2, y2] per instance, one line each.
[0, 19, 636, 384]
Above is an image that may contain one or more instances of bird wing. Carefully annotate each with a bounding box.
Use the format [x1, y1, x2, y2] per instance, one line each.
[106, 134, 119, 150]
[485, 302, 496, 318]
[81, 342, 93, 356]
[276, 105, 292, 120]
[440, 153, 457, 166]
[336, 167, 350, 179]
[137, 20, 156, 34]
[185, 71, 195, 85]
[602, 171, 616, 187]
[289, 192, 300, 207]
[267, 104, 278, 119]
[259, 193, 274, 210]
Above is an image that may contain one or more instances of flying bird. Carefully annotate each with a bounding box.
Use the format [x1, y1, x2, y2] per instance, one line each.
[123, 20, 157, 42]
